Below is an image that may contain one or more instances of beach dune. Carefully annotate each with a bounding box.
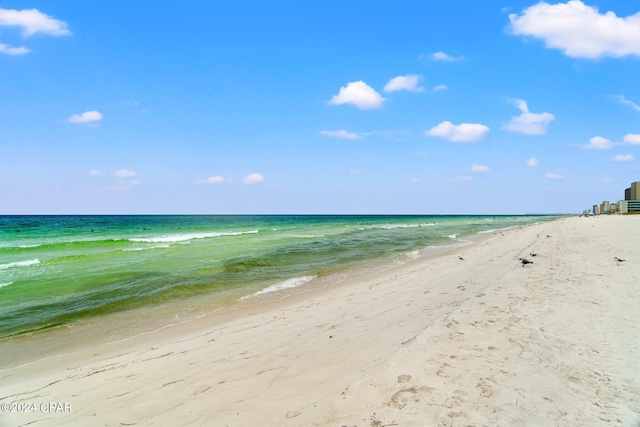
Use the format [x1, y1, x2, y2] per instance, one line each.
[1, 216, 639, 426]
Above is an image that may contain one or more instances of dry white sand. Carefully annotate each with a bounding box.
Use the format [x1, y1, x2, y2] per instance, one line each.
[1, 215, 639, 426]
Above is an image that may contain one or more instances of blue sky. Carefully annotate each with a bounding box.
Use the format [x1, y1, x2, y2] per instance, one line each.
[1, 1, 639, 214]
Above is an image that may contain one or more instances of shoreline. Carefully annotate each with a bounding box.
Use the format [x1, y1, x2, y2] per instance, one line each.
[0, 222, 501, 370]
[2, 215, 638, 426]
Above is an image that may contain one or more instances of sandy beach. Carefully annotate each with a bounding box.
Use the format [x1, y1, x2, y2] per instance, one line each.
[1, 215, 639, 426]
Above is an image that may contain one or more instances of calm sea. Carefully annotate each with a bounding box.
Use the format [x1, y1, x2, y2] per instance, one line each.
[0, 215, 562, 340]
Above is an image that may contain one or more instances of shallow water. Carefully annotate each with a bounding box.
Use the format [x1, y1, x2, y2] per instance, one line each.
[0, 214, 562, 340]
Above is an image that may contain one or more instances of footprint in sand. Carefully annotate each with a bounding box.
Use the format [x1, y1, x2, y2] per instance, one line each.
[388, 386, 434, 410]
[389, 388, 417, 408]
[436, 363, 451, 378]
[397, 374, 412, 384]
[445, 319, 459, 329]
[476, 378, 499, 398]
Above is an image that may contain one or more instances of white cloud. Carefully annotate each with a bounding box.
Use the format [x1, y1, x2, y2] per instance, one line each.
[611, 154, 635, 162]
[425, 121, 490, 142]
[384, 75, 424, 93]
[195, 176, 225, 185]
[430, 51, 464, 62]
[545, 173, 564, 180]
[114, 169, 136, 178]
[319, 130, 361, 140]
[433, 84, 448, 92]
[452, 176, 472, 182]
[244, 172, 264, 184]
[0, 42, 29, 55]
[0, 8, 71, 37]
[68, 111, 103, 123]
[471, 164, 490, 173]
[87, 169, 101, 177]
[329, 81, 385, 110]
[583, 136, 613, 150]
[615, 95, 640, 112]
[527, 157, 539, 167]
[504, 99, 555, 135]
[624, 134, 640, 145]
[508, 1, 640, 59]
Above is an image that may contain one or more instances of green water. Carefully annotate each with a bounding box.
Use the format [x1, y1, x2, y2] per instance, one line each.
[0, 215, 563, 338]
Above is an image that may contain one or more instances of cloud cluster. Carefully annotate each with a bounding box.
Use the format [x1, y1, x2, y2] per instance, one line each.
[425, 121, 490, 142]
[330, 74, 430, 110]
[527, 157, 539, 167]
[509, 1, 640, 59]
[0, 7, 70, 55]
[504, 99, 555, 135]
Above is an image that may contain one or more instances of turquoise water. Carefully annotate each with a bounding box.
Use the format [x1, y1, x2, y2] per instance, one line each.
[0, 215, 562, 339]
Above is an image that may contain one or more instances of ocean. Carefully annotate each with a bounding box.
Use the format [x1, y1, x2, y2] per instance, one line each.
[0, 215, 562, 343]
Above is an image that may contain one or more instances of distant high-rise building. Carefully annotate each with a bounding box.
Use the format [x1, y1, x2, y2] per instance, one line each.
[631, 182, 640, 200]
[593, 204, 598, 215]
[625, 188, 631, 200]
[619, 200, 628, 214]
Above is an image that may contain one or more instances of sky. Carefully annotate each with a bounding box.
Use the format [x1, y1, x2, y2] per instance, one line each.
[1, 0, 639, 214]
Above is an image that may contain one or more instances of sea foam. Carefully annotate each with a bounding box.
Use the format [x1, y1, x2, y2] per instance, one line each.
[130, 230, 259, 243]
[0, 259, 40, 270]
[371, 223, 436, 230]
[241, 275, 317, 300]
[123, 244, 171, 251]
